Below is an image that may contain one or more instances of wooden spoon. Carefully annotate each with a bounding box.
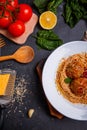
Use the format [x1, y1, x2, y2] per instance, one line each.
[0, 46, 34, 63]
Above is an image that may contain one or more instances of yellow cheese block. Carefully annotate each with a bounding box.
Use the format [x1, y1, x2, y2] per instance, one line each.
[0, 74, 10, 95]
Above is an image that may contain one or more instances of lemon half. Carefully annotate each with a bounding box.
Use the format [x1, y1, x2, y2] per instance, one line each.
[39, 11, 57, 30]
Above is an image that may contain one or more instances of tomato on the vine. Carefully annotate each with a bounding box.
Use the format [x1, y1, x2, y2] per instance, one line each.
[0, 0, 18, 11]
[0, 0, 5, 10]
[0, 0, 6, 3]
[8, 20, 25, 37]
[0, 10, 12, 28]
[16, 4, 32, 22]
[6, 0, 18, 11]
[0, 1, 33, 37]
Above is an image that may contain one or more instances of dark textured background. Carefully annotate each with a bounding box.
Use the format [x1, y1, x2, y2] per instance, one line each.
[0, 0, 87, 130]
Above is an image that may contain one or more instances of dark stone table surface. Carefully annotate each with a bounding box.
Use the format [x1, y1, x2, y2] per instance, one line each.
[0, 0, 87, 130]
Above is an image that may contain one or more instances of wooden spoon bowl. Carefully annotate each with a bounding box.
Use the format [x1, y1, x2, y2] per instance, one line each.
[0, 46, 34, 63]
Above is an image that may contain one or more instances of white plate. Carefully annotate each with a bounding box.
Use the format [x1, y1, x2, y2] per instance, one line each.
[42, 41, 87, 120]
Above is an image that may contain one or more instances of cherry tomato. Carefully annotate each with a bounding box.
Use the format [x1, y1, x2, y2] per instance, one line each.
[0, 0, 18, 11]
[16, 4, 32, 22]
[8, 20, 25, 37]
[0, 0, 5, 3]
[0, 10, 12, 28]
[0, 0, 5, 10]
[6, 0, 18, 11]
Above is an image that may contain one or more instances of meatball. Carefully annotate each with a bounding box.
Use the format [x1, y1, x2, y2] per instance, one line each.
[70, 78, 87, 96]
[66, 58, 84, 79]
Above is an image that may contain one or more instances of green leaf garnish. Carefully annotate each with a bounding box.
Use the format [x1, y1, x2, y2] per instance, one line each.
[33, 30, 63, 50]
[64, 77, 72, 84]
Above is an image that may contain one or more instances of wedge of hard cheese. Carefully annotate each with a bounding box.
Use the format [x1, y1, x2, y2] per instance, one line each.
[0, 74, 10, 95]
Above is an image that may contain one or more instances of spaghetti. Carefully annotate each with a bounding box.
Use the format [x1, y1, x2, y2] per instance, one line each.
[56, 53, 87, 104]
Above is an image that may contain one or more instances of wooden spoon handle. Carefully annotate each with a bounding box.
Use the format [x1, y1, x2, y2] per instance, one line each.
[0, 55, 13, 61]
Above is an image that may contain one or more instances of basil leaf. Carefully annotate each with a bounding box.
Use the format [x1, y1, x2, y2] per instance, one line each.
[47, 0, 63, 14]
[64, 77, 72, 84]
[79, 0, 87, 4]
[33, 0, 49, 13]
[37, 30, 59, 41]
[36, 37, 63, 50]
[34, 30, 63, 50]
[33, 0, 63, 14]
[63, 0, 87, 28]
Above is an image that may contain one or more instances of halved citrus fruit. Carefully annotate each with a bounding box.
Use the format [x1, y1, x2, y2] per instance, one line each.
[39, 11, 57, 30]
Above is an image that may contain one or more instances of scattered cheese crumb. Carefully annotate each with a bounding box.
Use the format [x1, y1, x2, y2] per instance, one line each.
[6, 75, 29, 117]
[28, 109, 34, 118]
